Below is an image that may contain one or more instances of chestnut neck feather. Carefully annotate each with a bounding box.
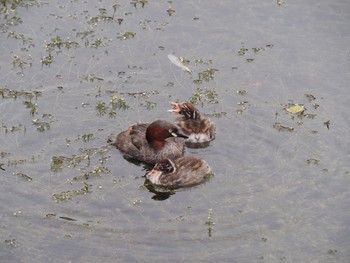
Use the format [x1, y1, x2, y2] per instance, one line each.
[146, 127, 167, 149]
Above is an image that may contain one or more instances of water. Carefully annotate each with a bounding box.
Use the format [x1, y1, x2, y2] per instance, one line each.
[1, 0, 349, 262]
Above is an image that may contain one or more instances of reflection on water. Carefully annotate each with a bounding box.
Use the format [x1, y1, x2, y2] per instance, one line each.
[143, 181, 175, 201]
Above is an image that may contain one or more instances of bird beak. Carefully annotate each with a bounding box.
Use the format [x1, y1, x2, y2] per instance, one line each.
[171, 130, 188, 139]
[168, 102, 181, 113]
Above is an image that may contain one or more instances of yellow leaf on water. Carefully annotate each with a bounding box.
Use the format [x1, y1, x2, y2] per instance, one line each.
[286, 104, 305, 114]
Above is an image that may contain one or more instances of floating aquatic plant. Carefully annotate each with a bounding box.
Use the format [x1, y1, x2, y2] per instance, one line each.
[12, 172, 32, 182]
[110, 96, 130, 110]
[96, 101, 107, 116]
[51, 156, 64, 172]
[324, 120, 330, 129]
[12, 54, 30, 76]
[194, 68, 218, 83]
[41, 53, 53, 66]
[2, 123, 26, 134]
[306, 158, 320, 165]
[208, 111, 227, 119]
[51, 147, 109, 172]
[304, 93, 316, 101]
[32, 118, 50, 132]
[52, 181, 92, 202]
[238, 44, 248, 56]
[189, 87, 219, 105]
[117, 31, 136, 40]
[73, 166, 109, 181]
[141, 101, 157, 110]
[24, 99, 37, 115]
[130, 0, 148, 8]
[4, 238, 17, 247]
[194, 58, 213, 66]
[236, 90, 247, 95]
[133, 198, 142, 205]
[273, 122, 294, 132]
[206, 208, 214, 237]
[81, 133, 94, 143]
[166, 3, 175, 16]
[79, 74, 104, 83]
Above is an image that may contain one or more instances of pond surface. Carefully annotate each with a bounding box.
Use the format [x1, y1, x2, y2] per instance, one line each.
[1, 0, 350, 262]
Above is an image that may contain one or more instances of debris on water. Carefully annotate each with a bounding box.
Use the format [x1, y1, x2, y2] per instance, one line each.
[327, 249, 337, 255]
[167, 54, 192, 73]
[59, 216, 77, 221]
[285, 104, 305, 114]
[324, 120, 330, 129]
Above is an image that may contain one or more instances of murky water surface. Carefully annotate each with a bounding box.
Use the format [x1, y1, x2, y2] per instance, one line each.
[1, 0, 349, 262]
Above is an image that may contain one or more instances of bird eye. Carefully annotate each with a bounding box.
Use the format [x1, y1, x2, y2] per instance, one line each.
[169, 128, 178, 137]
